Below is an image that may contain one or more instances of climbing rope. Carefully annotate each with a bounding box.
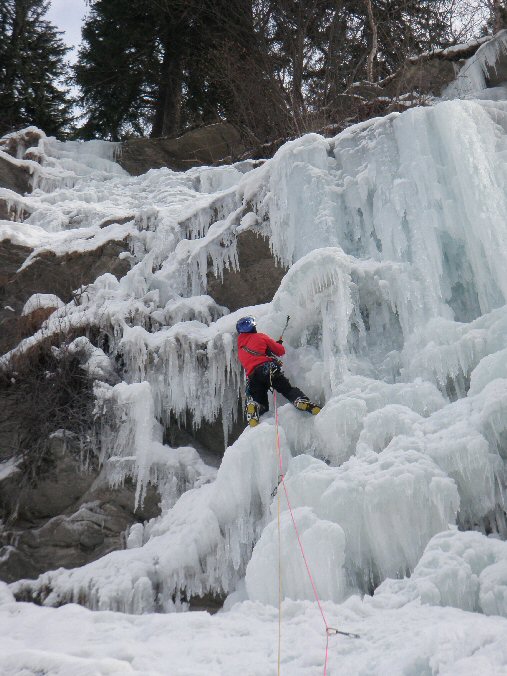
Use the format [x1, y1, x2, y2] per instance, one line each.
[277, 429, 282, 676]
[273, 390, 359, 676]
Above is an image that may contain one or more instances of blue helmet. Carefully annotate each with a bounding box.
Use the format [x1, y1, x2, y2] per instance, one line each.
[236, 315, 256, 333]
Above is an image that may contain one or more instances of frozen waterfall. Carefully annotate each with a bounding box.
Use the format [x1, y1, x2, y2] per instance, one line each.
[3, 98, 507, 630]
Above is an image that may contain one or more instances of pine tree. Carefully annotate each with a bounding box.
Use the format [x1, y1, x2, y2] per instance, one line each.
[185, 0, 288, 142]
[75, 0, 255, 140]
[75, 0, 164, 140]
[0, 0, 73, 137]
[76, 0, 216, 140]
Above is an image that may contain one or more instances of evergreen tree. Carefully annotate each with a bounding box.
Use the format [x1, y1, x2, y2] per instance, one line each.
[75, 0, 259, 140]
[76, 0, 215, 140]
[0, 0, 73, 137]
[75, 0, 165, 140]
[186, 0, 289, 142]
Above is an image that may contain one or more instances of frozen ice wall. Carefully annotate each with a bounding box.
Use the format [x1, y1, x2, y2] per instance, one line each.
[5, 96, 507, 614]
[444, 30, 507, 100]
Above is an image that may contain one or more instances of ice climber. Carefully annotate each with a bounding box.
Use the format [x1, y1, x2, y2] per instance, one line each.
[236, 315, 321, 426]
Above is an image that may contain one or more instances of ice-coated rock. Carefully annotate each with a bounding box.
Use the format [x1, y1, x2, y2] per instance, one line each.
[374, 528, 507, 618]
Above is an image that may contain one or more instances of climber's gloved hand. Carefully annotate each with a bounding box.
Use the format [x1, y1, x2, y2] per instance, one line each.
[276, 337, 283, 344]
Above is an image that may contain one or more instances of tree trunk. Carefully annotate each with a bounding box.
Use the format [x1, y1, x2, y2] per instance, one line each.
[323, 7, 346, 107]
[492, 0, 505, 33]
[364, 0, 377, 82]
[151, 30, 183, 138]
[291, 25, 305, 117]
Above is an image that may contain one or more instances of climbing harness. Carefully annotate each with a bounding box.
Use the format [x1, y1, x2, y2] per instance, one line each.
[273, 391, 359, 676]
[241, 345, 283, 369]
[240, 345, 266, 358]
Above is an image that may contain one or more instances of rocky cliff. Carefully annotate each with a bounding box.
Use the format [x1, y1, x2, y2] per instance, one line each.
[0, 122, 284, 584]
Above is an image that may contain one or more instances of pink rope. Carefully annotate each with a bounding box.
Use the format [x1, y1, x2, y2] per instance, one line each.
[273, 391, 331, 675]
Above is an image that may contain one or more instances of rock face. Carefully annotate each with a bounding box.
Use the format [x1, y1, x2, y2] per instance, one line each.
[0, 128, 43, 218]
[0, 239, 130, 354]
[0, 127, 44, 159]
[337, 35, 506, 125]
[479, 29, 507, 87]
[207, 230, 287, 312]
[0, 231, 136, 582]
[8, 241, 130, 310]
[118, 122, 246, 175]
[381, 58, 458, 99]
[0, 154, 32, 195]
[382, 33, 507, 99]
[0, 435, 160, 583]
[179, 405, 247, 459]
[0, 124, 291, 583]
[0, 153, 137, 581]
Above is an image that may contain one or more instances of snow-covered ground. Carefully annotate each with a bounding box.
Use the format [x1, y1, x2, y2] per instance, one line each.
[2, 589, 507, 675]
[2, 42, 507, 674]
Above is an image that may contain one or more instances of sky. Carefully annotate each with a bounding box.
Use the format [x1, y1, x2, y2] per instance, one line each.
[46, 0, 88, 63]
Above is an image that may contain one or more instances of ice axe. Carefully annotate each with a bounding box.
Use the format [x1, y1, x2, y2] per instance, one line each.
[278, 315, 290, 342]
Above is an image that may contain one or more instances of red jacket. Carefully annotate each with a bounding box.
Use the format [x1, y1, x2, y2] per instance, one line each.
[237, 332, 286, 376]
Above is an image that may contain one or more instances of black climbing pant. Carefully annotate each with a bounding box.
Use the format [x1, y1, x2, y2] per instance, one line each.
[246, 361, 307, 414]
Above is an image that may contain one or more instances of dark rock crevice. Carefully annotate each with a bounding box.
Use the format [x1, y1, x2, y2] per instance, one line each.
[207, 230, 287, 313]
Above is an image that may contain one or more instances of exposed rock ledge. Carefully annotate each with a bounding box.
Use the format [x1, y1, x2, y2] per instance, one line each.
[0, 434, 160, 583]
[118, 122, 246, 176]
[0, 237, 130, 354]
[0, 154, 32, 196]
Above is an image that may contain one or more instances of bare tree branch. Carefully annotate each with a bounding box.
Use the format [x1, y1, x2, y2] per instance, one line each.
[365, 0, 378, 82]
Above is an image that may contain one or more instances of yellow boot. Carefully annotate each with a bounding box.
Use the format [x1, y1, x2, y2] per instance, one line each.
[246, 400, 261, 427]
[294, 397, 321, 416]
